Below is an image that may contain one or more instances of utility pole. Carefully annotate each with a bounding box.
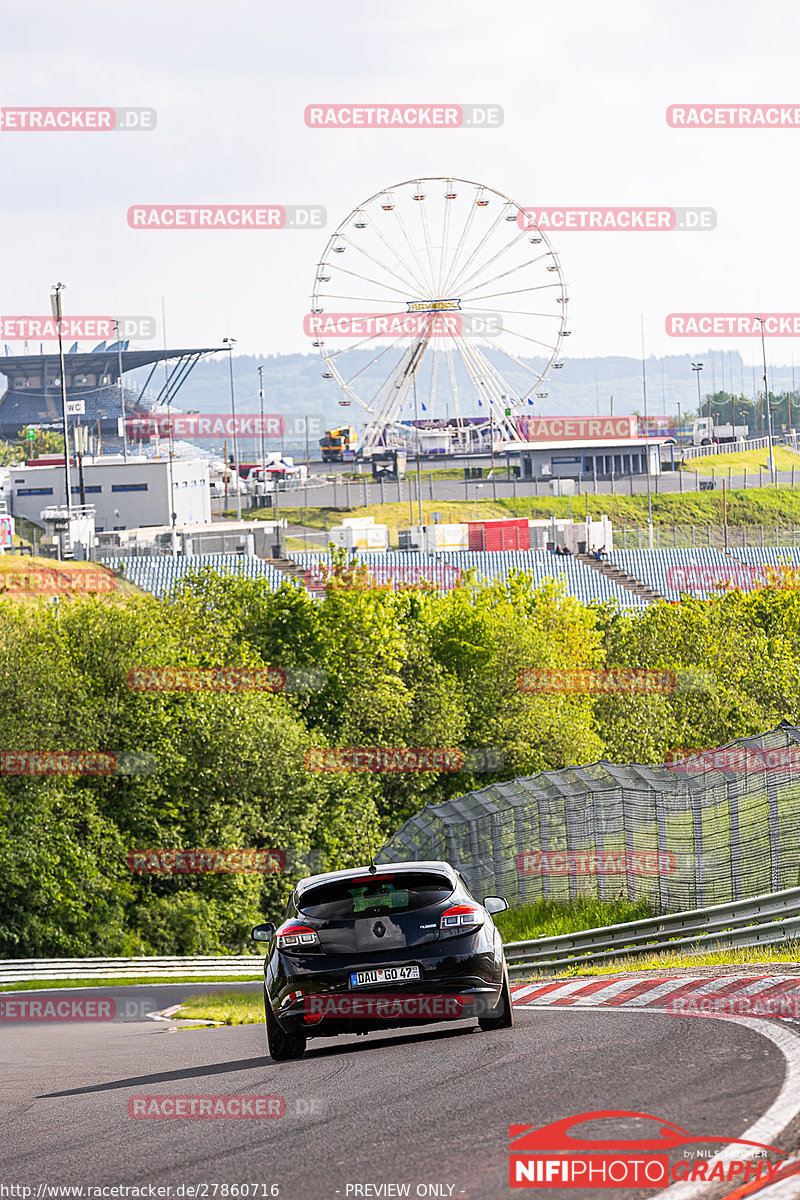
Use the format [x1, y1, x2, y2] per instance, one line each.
[258, 365, 267, 506]
[413, 372, 423, 530]
[692, 361, 704, 434]
[755, 317, 776, 484]
[223, 337, 242, 519]
[50, 282, 73, 519]
[641, 316, 653, 549]
[114, 319, 128, 461]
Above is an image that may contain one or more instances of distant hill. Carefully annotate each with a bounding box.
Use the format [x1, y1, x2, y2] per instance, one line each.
[128, 347, 797, 452]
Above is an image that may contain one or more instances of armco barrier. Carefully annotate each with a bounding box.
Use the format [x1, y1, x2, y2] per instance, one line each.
[504, 885, 800, 977]
[0, 955, 265, 985]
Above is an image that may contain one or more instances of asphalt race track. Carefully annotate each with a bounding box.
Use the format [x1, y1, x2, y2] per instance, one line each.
[1, 983, 797, 1200]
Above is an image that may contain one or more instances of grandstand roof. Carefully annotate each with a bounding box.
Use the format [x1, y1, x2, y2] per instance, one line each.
[0, 347, 224, 377]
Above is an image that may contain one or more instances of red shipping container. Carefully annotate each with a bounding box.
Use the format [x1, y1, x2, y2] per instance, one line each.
[466, 519, 529, 551]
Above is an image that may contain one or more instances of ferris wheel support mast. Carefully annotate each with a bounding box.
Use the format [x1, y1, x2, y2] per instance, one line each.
[359, 336, 432, 455]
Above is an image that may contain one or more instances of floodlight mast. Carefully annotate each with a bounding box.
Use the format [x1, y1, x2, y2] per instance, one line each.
[50, 282, 73, 520]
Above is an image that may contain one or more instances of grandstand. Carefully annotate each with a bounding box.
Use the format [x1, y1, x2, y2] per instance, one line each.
[101, 554, 291, 599]
[97, 544, 800, 608]
[0, 344, 222, 447]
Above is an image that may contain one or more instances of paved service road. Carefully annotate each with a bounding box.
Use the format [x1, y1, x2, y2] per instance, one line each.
[0, 983, 796, 1200]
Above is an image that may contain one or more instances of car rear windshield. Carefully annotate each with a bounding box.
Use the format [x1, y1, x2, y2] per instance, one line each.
[297, 871, 455, 920]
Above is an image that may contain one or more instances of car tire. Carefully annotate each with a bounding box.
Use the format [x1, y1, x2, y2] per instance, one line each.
[265, 994, 307, 1061]
[478, 968, 514, 1031]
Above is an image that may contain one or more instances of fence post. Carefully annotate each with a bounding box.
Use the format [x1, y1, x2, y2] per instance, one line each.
[673, 526, 677, 548]
[759, 467, 763, 488]
[744, 468, 747, 490]
[695, 469, 699, 491]
[707, 524, 711, 547]
[380, 479, 385, 505]
[760, 524, 764, 547]
[363, 477, 368, 507]
[679, 468, 683, 493]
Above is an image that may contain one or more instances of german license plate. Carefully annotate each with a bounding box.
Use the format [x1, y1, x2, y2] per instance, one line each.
[350, 965, 421, 987]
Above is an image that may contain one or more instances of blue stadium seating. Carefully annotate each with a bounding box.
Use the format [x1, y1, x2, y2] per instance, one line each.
[608, 548, 766, 600]
[101, 554, 293, 599]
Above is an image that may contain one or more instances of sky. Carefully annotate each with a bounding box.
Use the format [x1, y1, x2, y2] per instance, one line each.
[1, 0, 799, 385]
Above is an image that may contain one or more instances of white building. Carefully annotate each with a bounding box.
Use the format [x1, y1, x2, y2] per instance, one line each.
[8, 456, 210, 532]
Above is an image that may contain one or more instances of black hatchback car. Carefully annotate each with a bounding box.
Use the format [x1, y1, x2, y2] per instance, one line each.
[251, 860, 513, 1060]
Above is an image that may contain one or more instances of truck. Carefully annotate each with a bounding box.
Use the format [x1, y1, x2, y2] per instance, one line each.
[320, 425, 357, 462]
[691, 417, 749, 446]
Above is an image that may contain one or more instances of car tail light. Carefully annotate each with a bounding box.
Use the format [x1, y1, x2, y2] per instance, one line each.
[439, 904, 484, 937]
[276, 923, 321, 952]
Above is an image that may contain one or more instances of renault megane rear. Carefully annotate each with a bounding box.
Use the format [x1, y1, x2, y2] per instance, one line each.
[251, 860, 513, 1060]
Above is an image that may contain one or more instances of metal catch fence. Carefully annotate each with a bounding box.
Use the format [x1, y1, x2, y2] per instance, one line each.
[377, 723, 800, 913]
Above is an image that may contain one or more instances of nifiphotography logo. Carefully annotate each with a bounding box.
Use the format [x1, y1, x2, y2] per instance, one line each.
[508, 1110, 785, 1189]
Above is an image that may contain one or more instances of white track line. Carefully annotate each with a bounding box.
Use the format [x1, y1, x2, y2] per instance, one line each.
[747, 1165, 800, 1198]
[516, 1007, 800, 1200]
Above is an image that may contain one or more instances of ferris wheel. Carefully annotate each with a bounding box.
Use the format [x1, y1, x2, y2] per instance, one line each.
[309, 177, 569, 455]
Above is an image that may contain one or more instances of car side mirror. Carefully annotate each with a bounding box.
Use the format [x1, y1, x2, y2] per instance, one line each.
[482, 896, 508, 915]
[251, 922, 275, 942]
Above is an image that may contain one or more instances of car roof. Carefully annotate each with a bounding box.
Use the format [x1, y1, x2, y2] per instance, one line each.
[294, 859, 459, 895]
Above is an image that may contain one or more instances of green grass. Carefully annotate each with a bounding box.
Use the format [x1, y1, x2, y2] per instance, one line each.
[177, 989, 264, 1025]
[238, 485, 800, 544]
[680, 446, 800, 476]
[536, 940, 800, 979]
[494, 896, 655, 943]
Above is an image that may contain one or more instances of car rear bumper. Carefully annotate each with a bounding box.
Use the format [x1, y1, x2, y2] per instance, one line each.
[268, 944, 505, 1037]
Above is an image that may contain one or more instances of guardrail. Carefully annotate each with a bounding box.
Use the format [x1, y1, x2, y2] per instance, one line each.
[0, 955, 265, 985]
[505, 885, 800, 977]
[4, 888, 800, 985]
